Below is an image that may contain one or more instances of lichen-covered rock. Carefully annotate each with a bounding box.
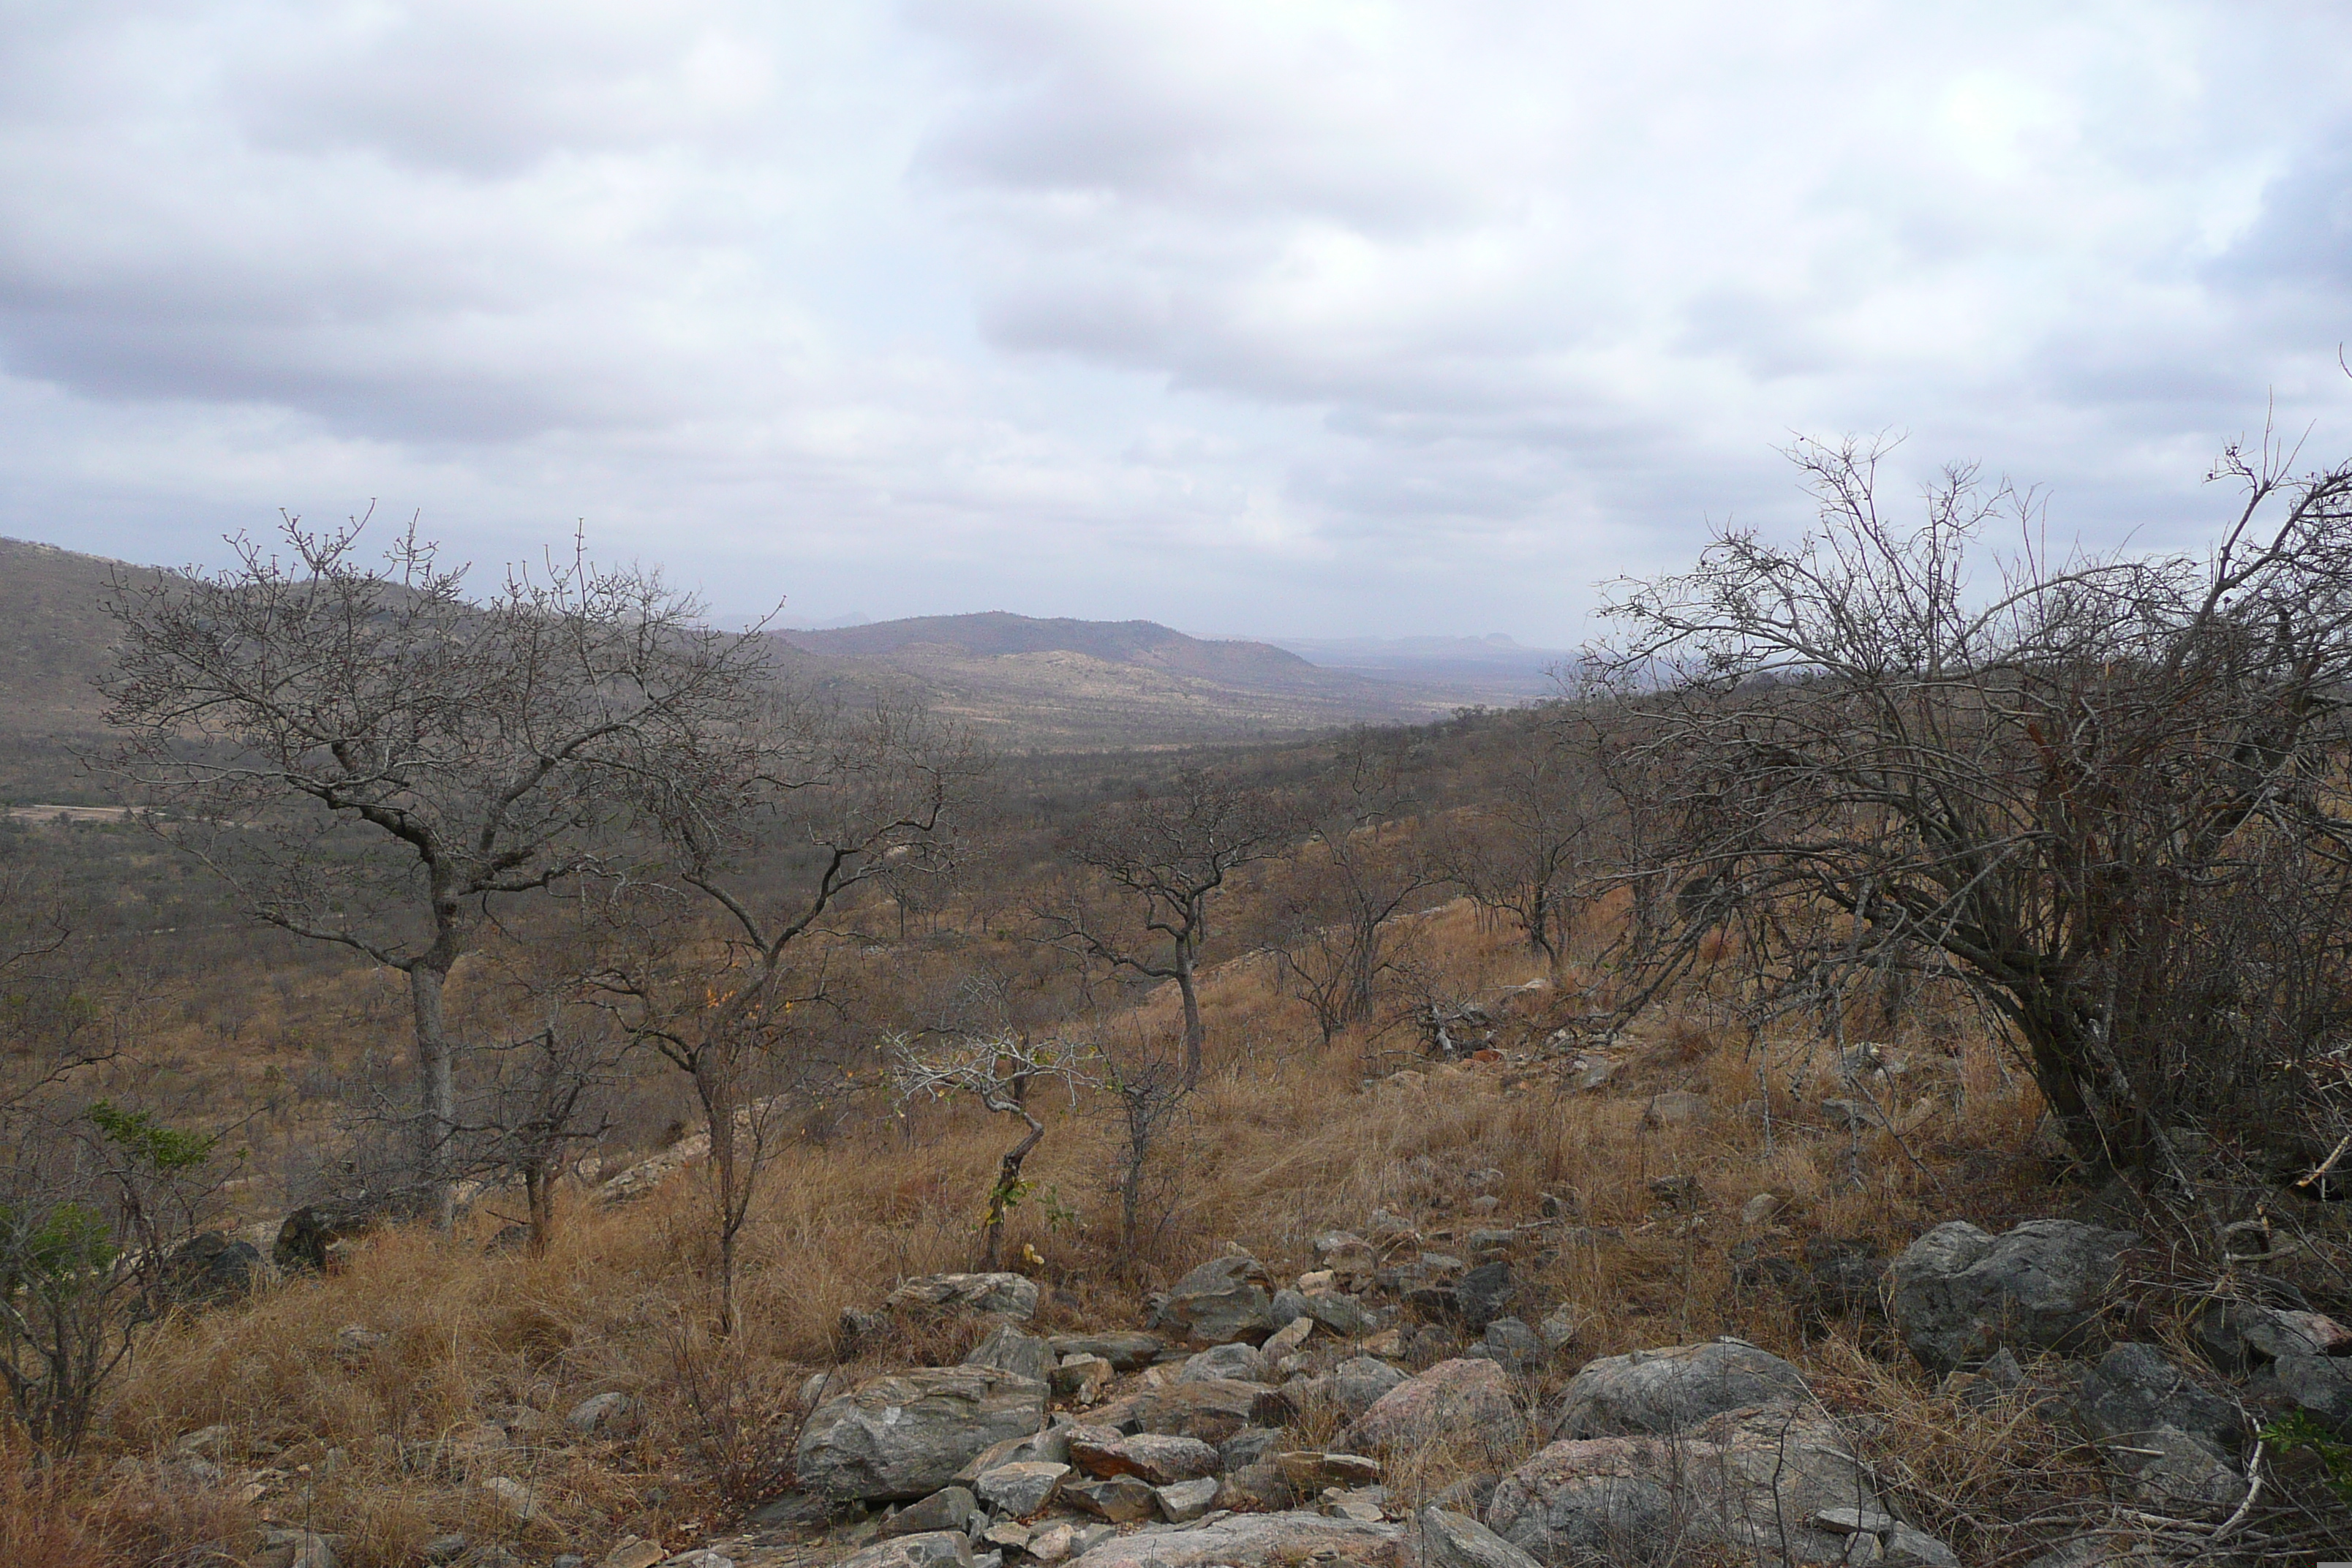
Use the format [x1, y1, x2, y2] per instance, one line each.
[1343, 1358, 1520, 1458]
[1180, 1342, 1267, 1383]
[1158, 1255, 1276, 1345]
[1487, 1405, 1875, 1567]
[1888, 1220, 2135, 1375]
[838, 1531, 975, 1568]
[888, 1273, 1041, 1321]
[1090, 1378, 1286, 1444]
[975, 1460, 1068, 1517]
[796, 1368, 1047, 1501]
[963, 1322, 1054, 1383]
[1419, 1506, 1541, 1568]
[1548, 1340, 1810, 1440]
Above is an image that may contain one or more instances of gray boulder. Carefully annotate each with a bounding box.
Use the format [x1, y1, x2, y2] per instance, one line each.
[2272, 1352, 2352, 1435]
[975, 1460, 1068, 1516]
[840, 1532, 974, 1568]
[165, 1231, 263, 1304]
[1548, 1340, 1810, 1440]
[1064, 1474, 1158, 1523]
[2195, 1296, 2352, 1375]
[889, 1273, 1041, 1321]
[963, 1322, 1055, 1384]
[1304, 1290, 1380, 1337]
[796, 1367, 1048, 1501]
[1456, 1262, 1514, 1330]
[1320, 1355, 1409, 1417]
[1888, 1219, 2136, 1375]
[1343, 1358, 1520, 1458]
[1471, 1318, 1545, 1376]
[1065, 1509, 1403, 1568]
[2076, 1343, 2242, 1451]
[1180, 1341, 1267, 1384]
[1420, 1506, 1540, 1568]
[1487, 1405, 1876, 1568]
[564, 1391, 636, 1436]
[1158, 1255, 1276, 1345]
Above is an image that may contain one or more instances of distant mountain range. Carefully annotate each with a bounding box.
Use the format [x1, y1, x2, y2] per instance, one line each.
[0, 540, 1549, 799]
[1262, 633, 1574, 698]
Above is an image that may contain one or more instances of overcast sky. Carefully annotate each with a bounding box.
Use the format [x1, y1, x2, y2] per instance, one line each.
[4, 1, 2351, 642]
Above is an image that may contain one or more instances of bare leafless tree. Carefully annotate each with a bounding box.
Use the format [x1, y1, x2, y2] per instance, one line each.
[1274, 733, 1447, 1043]
[99, 514, 766, 1225]
[1039, 769, 1296, 1088]
[1434, 712, 1611, 974]
[1591, 427, 2352, 1189]
[889, 1030, 1096, 1271]
[587, 689, 986, 1334]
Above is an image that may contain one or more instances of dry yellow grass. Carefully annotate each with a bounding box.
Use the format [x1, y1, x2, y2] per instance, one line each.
[10, 892, 2075, 1566]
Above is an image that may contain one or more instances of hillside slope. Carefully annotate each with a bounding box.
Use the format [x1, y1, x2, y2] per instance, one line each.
[0, 541, 1523, 790]
[0, 538, 158, 799]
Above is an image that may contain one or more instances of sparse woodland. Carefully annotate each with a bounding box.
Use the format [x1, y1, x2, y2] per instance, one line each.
[4, 440, 2352, 1567]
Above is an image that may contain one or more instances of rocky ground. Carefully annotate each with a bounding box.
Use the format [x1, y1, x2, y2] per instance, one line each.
[473, 1209, 2348, 1568]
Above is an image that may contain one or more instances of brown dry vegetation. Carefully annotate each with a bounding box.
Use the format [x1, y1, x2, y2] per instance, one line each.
[0, 889, 2131, 1567]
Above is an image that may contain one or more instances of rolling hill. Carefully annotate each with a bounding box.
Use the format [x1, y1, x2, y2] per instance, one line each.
[0, 539, 1537, 796]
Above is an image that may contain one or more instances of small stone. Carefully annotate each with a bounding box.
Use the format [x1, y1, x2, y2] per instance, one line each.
[1275, 1451, 1382, 1489]
[1740, 1194, 1786, 1226]
[1321, 1485, 1387, 1522]
[1025, 1523, 1075, 1564]
[878, 1487, 978, 1539]
[975, 1461, 1067, 1517]
[1264, 1316, 1315, 1358]
[1477, 1316, 1545, 1374]
[1538, 1305, 1580, 1349]
[1063, 1474, 1158, 1523]
[1303, 1290, 1378, 1337]
[551, 1556, 586, 1568]
[1295, 1269, 1336, 1293]
[1050, 1353, 1114, 1406]
[1360, 1328, 1404, 1357]
[1156, 1476, 1220, 1522]
[598, 1539, 663, 1568]
[567, 1391, 636, 1436]
[1648, 1175, 1703, 1210]
[981, 1522, 1030, 1551]
[480, 1476, 535, 1520]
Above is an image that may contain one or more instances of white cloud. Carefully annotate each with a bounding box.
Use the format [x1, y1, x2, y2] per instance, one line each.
[2, 0, 2350, 639]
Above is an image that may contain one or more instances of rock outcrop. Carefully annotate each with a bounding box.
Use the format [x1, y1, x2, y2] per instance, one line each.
[796, 1368, 1048, 1501]
[1548, 1339, 1811, 1440]
[1888, 1219, 2136, 1374]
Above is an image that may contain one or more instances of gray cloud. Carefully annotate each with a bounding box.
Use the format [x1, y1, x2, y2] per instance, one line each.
[3, 0, 2351, 642]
